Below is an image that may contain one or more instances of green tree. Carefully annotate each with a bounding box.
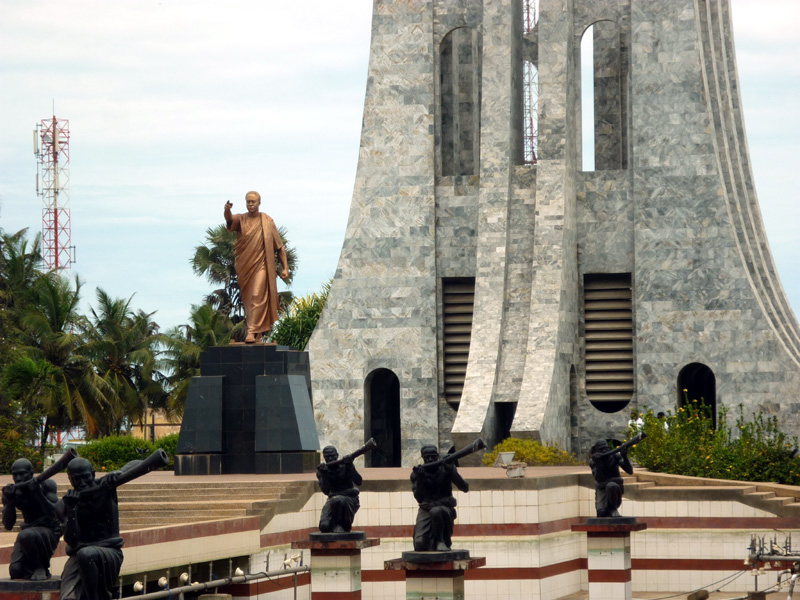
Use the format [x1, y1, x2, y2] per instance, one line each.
[269, 279, 331, 350]
[2, 273, 116, 444]
[84, 289, 166, 436]
[0, 228, 49, 464]
[161, 303, 243, 417]
[0, 228, 43, 310]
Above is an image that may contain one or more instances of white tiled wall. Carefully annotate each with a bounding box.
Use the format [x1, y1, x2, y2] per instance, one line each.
[250, 484, 795, 599]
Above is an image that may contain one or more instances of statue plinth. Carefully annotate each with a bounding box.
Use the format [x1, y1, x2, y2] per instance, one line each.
[175, 344, 320, 475]
[385, 552, 486, 599]
[292, 534, 379, 599]
[572, 518, 647, 600]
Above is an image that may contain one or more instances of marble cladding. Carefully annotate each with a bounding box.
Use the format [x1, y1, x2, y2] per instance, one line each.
[308, 0, 800, 463]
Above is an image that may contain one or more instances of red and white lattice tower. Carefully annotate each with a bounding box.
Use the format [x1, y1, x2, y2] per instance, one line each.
[523, 0, 539, 164]
[34, 115, 73, 270]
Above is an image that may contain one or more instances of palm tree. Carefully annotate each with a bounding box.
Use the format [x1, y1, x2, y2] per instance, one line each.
[0, 228, 43, 308]
[160, 303, 244, 418]
[84, 289, 166, 435]
[190, 224, 298, 324]
[269, 279, 331, 350]
[3, 272, 116, 444]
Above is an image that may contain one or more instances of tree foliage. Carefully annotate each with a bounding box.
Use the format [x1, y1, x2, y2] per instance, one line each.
[268, 279, 330, 350]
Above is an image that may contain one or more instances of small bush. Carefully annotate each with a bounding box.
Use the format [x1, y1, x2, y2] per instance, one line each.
[153, 433, 179, 470]
[77, 436, 156, 472]
[629, 402, 800, 485]
[483, 437, 582, 466]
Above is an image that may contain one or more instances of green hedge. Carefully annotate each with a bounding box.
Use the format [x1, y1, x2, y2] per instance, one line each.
[483, 437, 582, 466]
[76, 434, 180, 472]
[629, 402, 800, 485]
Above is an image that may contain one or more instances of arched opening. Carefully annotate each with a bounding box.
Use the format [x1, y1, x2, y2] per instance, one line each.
[440, 27, 481, 176]
[677, 363, 717, 428]
[364, 368, 401, 467]
[580, 20, 626, 171]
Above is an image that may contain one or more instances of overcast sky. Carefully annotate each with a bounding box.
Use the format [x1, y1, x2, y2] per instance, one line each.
[1, 1, 798, 333]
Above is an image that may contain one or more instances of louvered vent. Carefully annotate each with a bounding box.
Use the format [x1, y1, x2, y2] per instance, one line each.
[584, 273, 634, 413]
[442, 278, 475, 406]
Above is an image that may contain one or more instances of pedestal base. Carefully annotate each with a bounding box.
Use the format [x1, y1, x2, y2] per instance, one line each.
[292, 534, 380, 599]
[0, 578, 60, 600]
[385, 553, 486, 600]
[572, 519, 647, 600]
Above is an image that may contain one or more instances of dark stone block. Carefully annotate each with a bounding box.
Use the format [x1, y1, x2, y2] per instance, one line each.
[177, 346, 316, 475]
[174, 454, 222, 476]
[309, 531, 366, 542]
[401, 550, 471, 563]
[254, 374, 319, 452]
[281, 452, 304, 473]
[176, 376, 224, 453]
[219, 345, 243, 364]
[586, 516, 638, 526]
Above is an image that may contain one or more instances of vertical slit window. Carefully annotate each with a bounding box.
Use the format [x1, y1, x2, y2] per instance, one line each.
[582, 21, 627, 171]
[440, 28, 480, 176]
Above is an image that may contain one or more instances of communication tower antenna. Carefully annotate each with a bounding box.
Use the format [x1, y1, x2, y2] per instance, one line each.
[34, 114, 74, 270]
[522, 0, 539, 164]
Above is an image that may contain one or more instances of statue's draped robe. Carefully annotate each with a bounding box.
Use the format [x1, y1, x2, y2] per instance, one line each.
[228, 212, 284, 335]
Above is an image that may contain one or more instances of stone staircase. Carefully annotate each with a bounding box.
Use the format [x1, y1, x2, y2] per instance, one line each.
[622, 471, 800, 518]
[115, 480, 316, 531]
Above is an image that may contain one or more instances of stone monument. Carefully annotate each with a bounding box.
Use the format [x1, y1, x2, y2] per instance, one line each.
[307, 0, 800, 464]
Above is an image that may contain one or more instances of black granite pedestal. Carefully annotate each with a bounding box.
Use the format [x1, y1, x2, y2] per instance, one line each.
[175, 344, 320, 475]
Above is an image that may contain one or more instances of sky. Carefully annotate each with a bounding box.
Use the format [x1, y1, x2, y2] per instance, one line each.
[1, 1, 798, 333]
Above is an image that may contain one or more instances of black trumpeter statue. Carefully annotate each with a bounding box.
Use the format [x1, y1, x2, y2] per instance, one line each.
[56, 450, 168, 600]
[411, 440, 483, 552]
[589, 433, 645, 518]
[2, 450, 77, 580]
[316, 440, 375, 533]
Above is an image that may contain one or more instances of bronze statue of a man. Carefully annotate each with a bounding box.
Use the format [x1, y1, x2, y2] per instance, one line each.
[316, 446, 362, 533]
[224, 191, 289, 343]
[589, 439, 634, 517]
[57, 458, 125, 600]
[2, 458, 62, 580]
[411, 445, 469, 551]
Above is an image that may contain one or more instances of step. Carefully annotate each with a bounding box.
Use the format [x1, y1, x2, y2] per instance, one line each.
[116, 483, 293, 491]
[626, 481, 655, 490]
[766, 496, 795, 506]
[117, 491, 285, 502]
[120, 509, 246, 519]
[745, 491, 776, 501]
[119, 501, 256, 512]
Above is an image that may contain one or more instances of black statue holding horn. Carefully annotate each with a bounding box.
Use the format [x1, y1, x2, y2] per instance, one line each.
[57, 449, 168, 600]
[589, 432, 646, 517]
[411, 439, 484, 552]
[2, 449, 78, 580]
[316, 439, 375, 533]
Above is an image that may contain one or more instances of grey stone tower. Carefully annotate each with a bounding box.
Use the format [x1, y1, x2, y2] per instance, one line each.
[307, 0, 800, 465]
